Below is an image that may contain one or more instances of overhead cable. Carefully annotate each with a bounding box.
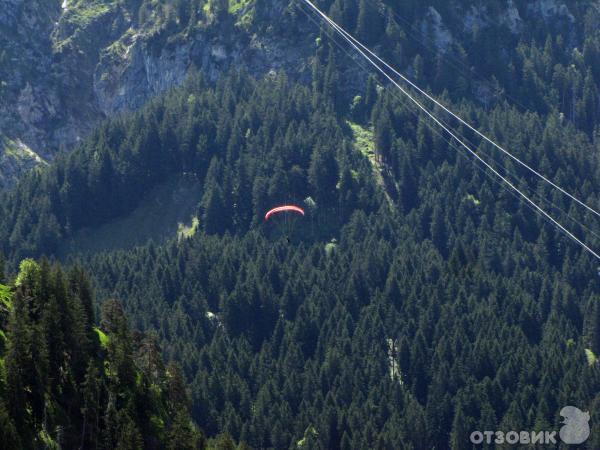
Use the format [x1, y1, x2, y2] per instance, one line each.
[299, 0, 600, 261]
[303, 0, 600, 221]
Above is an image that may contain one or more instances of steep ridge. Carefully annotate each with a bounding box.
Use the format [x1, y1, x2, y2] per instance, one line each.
[1, 0, 598, 188]
[1, 6, 600, 445]
[0, 259, 204, 449]
[0, 0, 315, 187]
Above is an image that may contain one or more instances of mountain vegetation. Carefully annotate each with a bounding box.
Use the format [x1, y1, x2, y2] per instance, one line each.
[2, 0, 599, 186]
[1, 0, 600, 449]
[0, 258, 207, 449]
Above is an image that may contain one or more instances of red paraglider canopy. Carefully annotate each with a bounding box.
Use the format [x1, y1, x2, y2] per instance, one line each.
[265, 205, 305, 221]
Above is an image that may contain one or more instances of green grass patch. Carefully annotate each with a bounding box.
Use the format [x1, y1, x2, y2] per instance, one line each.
[325, 239, 338, 256]
[94, 327, 110, 349]
[177, 217, 200, 241]
[103, 28, 136, 58]
[66, 0, 115, 28]
[0, 135, 46, 165]
[39, 429, 60, 450]
[347, 121, 375, 160]
[585, 348, 597, 366]
[229, 0, 253, 15]
[466, 194, 481, 206]
[54, 0, 116, 50]
[347, 121, 391, 200]
[58, 175, 202, 258]
[0, 285, 11, 309]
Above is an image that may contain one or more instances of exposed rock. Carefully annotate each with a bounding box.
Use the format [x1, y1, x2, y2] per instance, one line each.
[421, 7, 452, 53]
[0, 0, 318, 190]
[94, 13, 311, 116]
[0, 136, 46, 190]
[463, 5, 488, 32]
[503, 1, 523, 33]
[529, 0, 575, 23]
[464, 1, 522, 34]
[0, 0, 22, 27]
[0, 0, 590, 189]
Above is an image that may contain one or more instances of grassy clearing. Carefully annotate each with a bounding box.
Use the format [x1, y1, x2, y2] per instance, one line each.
[54, 0, 116, 50]
[104, 28, 137, 58]
[585, 348, 597, 366]
[229, 0, 253, 14]
[466, 194, 481, 206]
[67, 0, 115, 28]
[229, 0, 255, 28]
[178, 217, 200, 241]
[58, 175, 203, 258]
[1, 135, 46, 166]
[94, 327, 109, 349]
[0, 284, 12, 310]
[347, 121, 375, 160]
[347, 121, 391, 194]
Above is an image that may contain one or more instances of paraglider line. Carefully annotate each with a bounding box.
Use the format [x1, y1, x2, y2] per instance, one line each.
[303, 0, 600, 221]
[298, 0, 600, 261]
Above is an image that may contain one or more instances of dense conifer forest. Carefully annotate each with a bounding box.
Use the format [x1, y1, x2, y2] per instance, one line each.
[0, 259, 207, 449]
[1, 0, 600, 448]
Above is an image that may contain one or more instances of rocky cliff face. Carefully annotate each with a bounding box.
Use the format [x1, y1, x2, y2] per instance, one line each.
[0, 0, 61, 187]
[0, 0, 588, 189]
[92, 1, 313, 115]
[0, 0, 313, 188]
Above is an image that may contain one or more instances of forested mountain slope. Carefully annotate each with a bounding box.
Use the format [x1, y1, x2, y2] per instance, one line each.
[2, 0, 599, 188]
[0, 71, 380, 261]
[1, 0, 600, 449]
[0, 259, 204, 449]
[77, 76, 600, 448]
[1, 65, 600, 447]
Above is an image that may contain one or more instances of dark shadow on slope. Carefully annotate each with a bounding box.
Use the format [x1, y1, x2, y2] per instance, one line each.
[57, 174, 202, 258]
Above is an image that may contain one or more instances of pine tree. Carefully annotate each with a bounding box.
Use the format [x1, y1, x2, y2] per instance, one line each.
[4, 290, 35, 440]
[308, 145, 338, 204]
[167, 362, 192, 413]
[213, 433, 237, 450]
[202, 184, 228, 234]
[374, 108, 393, 162]
[323, 45, 343, 114]
[364, 75, 378, 119]
[114, 411, 143, 450]
[167, 410, 202, 450]
[0, 252, 5, 284]
[399, 158, 417, 213]
[0, 401, 21, 450]
[81, 362, 104, 450]
[449, 403, 469, 450]
[585, 297, 600, 355]
[430, 205, 447, 257]
[355, 0, 379, 44]
[101, 299, 136, 389]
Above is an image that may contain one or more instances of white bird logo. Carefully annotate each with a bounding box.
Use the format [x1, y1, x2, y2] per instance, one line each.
[559, 406, 590, 445]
